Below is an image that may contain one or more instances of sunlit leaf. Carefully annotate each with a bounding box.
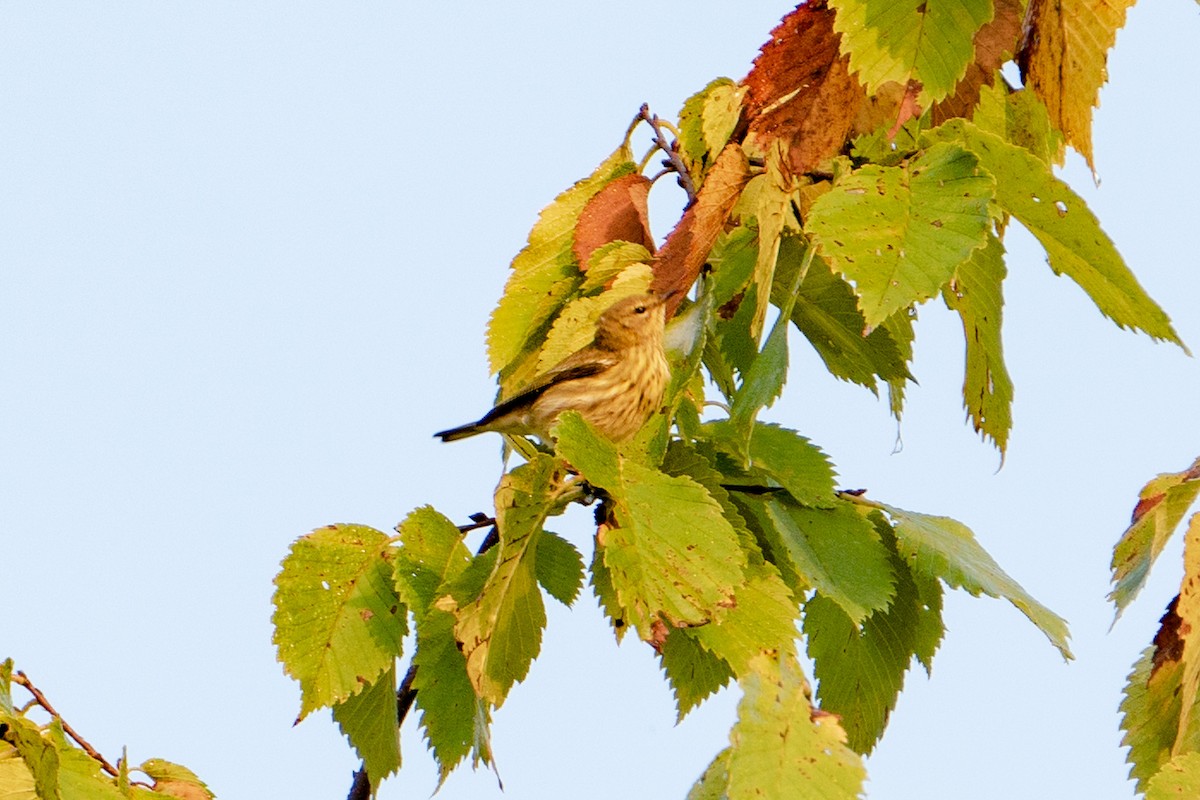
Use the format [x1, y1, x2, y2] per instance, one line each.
[925, 119, 1183, 346]
[272, 524, 407, 720]
[556, 413, 746, 638]
[880, 503, 1072, 658]
[1110, 458, 1200, 615]
[831, 0, 994, 105]
[806, 142, 994, 327]
[726, 655, 865, 800]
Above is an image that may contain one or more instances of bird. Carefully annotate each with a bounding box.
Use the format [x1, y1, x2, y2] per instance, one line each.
[435, 291, 675, 444]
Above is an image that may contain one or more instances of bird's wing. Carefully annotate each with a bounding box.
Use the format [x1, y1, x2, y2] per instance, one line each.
[476, 347, 617, 427]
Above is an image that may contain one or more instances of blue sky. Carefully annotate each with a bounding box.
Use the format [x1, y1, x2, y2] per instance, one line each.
[3, 2, 1199, 798]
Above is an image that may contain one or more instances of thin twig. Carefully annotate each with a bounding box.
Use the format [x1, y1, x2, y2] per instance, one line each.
[346, 513, 500, 800]
[638, 103, 698, 206]
[12, 671, 120, 778]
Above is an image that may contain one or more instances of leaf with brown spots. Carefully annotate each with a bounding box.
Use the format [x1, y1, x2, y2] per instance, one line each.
[1110, 456, 1200, 616]
[271, 524, 407, 721]
[1017, 0, 1137, 170]
[1122, 597, 1188, 793]
[573, 173, 655, 270]
[453, 456, 556, 707]
[1172, 513, 1200, 757]
[742, 1, 864, 177]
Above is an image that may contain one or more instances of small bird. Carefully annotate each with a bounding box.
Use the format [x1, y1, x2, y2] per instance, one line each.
[435, 291, 675, 443]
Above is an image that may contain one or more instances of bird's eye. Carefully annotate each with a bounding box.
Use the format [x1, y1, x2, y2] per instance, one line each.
[635, 305, 646, 314]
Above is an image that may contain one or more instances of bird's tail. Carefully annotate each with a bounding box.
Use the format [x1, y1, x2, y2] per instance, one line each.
[433, 422, 482, 442]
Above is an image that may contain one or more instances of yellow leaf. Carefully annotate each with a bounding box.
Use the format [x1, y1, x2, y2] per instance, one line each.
[1019, 0, 1136, 170]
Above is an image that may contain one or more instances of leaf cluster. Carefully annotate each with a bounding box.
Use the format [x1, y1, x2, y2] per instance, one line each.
[272, 0, 1188, 797]
[1113, 457, 1200, 794]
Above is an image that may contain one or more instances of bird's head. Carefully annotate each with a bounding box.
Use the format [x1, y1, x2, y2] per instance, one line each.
[594, 290, 677, 350]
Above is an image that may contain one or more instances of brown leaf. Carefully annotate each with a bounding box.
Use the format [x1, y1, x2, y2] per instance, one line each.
[651, 144, 752, 313]
[886, 81, 924, 139]
[742, 1, 864, 177]
[932, 0, 1024, 124]
[573, 173, 655, 270]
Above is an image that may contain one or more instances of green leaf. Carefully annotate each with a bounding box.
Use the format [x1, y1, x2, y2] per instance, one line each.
[971, 82, 1063, 166]
[924, 119, 1183, 345]
[1147, 752, 1200, 799]
[392, 508, 493, 779]
[660, 629, 735, 722]
[714, 282, 762, 389]
[747, 423, 837, 509]
[273, 524, 407, 720]
[688, 748, 732, 800]
[761, 498, 896, 625]
[1121, 632, 1191, 793]
[679, 78, 747, 182]
[0, 659, 12, 716]
[943, 232, 1013, 452]
[1110, 457, 1200, 615]
[726, 655, 865, 800]
[393, 506, 472, 614]
[413, 608, 491, 781]
[729, 236, 814, 439]
[5, 717, 60, 800]
[689, 563, 800, 676]
[661, 438, 765, 564]
[535, 531, 585, 606]
[807, 142, 995, 327]
[453, 456, 556, 707]
[556, 413, 747, 637]
[579, 241, 654, 293]
[880, 306, 916, 419]
[880, 502, 1073, 658]
[49, 722, 125, 800]
[333, 665, 401, 790]
[589, 540, 630, 641]
[709, 225, 758, 310]
[487, 146, 636, 377]
[773, 240, 911, 392]
[729, 302, 790, 436]
[830, 0, 994, 104]
[804, 534, 945, 754]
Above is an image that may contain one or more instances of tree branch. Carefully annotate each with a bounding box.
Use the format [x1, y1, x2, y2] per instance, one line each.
[638, 103, 697, 206]
[12, 671, 120, 778]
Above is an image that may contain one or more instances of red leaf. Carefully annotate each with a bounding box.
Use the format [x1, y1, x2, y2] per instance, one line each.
[573, 173, 655, 270]
[742, 1, 864, 176]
